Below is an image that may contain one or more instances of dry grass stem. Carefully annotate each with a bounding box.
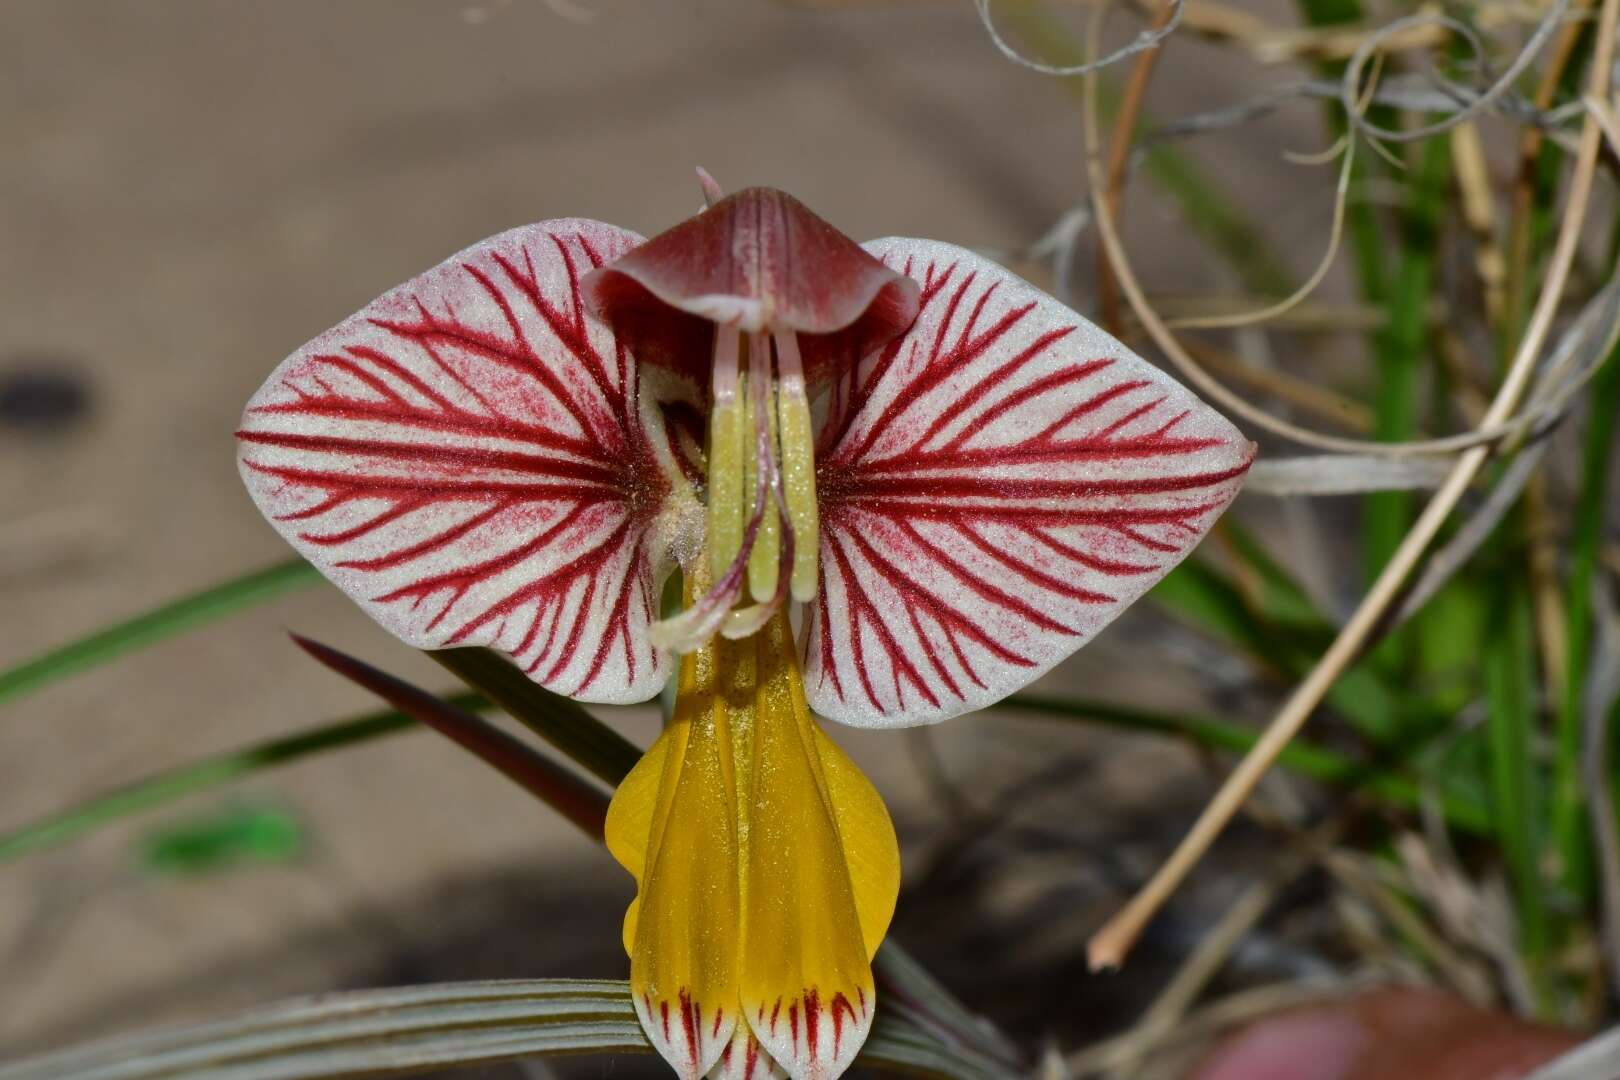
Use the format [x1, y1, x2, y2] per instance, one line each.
[1503, 0, 1597, 342]
[1085, 0, 1620, 969]
[1450, 122, 1508, 325]
[1098, 0, 1181, 332]
[1146, 296, 1397, 331]
[1181, 338, 1373, 431]
[1165, 139, 1354, 331]
[975, 0, 1185, 76]
[1527, 475, 1571, 697]
[1323, 850, 1493, 1000]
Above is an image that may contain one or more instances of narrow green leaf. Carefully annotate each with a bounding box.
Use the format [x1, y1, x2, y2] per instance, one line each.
[1217, 521, 1327, 631]
[1484, 581, 1550, 1005]
[1364, 137, 1450, 677]
[1151, 556, 1411, 741]
[0, 558, 319, 710]
[875, 935, 1024, 1071]
[1001, 693, 1493, 834]
[1151, 559, 1284, 664]
[429, 648, 642, 786]
[1551, 342, 1620, 893]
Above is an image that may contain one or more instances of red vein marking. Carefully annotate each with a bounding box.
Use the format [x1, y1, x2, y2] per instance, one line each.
[831, 993, 858, 1058]
[803, 989, 820, 1056]
[679, 990, 701, 1072]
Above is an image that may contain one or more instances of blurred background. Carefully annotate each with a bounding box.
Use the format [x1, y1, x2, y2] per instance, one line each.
[5, 2, 1613, 1078]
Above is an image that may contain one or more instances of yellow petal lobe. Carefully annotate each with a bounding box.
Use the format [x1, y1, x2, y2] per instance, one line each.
[736, 614, 898, 1080]
[606, 638, 741, 1080]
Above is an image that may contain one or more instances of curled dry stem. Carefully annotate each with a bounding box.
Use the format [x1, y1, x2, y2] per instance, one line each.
[1339, 0, 1574, 145]
[1098, 0, 1182, 332]
[1165, 125, 1354, 332]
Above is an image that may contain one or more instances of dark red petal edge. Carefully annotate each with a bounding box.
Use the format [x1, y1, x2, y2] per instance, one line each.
[237, 219, 699, 704]
[805, 237, 1256, 728]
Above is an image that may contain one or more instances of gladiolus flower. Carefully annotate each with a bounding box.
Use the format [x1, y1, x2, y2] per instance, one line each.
[237, 178, 1253, 1080]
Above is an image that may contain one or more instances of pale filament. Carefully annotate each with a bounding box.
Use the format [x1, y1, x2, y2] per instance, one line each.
[723, 334, 795, 640]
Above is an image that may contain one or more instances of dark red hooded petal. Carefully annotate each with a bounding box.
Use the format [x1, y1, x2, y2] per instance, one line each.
[582, 187, 919, 382]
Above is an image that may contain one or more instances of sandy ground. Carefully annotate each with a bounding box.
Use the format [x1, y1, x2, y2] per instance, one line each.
[0, 1, 1325, 1070]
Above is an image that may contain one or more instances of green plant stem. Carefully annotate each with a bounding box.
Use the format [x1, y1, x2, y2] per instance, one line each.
[0, 558, 319, 709]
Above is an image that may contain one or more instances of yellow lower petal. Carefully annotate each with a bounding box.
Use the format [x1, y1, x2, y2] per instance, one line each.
[606, 606, 899, 1080]
[606, 640, 741, 1079]
[735, 614, 898, 1080]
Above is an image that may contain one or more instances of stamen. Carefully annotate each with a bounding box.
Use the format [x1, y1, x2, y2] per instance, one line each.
[651, 331, 782, 654]
[649, 480, 766, 652]
[745, 332, 781, 603]
[723, 514, 794, 640]
[725, 336, 794, 640]
[706, 328, 745, 586]
[774, 331, 820, 602]
[651, 324, 808, 653]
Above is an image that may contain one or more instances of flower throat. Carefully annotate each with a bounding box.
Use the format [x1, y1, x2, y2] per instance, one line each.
[649, 327, 820, 654]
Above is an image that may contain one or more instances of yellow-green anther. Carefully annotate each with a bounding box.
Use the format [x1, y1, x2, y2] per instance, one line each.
[706, 330, 745, 585]
[745, 334, 780, 603]
[774, 332, 819, 603]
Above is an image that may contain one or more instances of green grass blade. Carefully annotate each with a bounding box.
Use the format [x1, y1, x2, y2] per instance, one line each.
[429, 648, 642, 786]
[1364, 138, 1449, 605]
[1551, 342, 1620, 892]
[0, 558, 320, 710]
[0, 697, 479, 862]
[1151, 559, 1290, 664]
[1217, 521, 1328, 631]
[1000, 693, 1492, 833]
[1484, 580, 1550, 1008]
